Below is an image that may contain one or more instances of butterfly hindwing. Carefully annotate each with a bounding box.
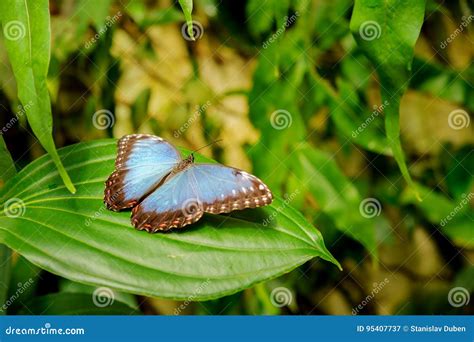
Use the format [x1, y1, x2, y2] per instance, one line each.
[130, 163, 273, 231]
[191, 164, 273, 214]
[104, 134, 182, 211]
[131, 169, 203, 232]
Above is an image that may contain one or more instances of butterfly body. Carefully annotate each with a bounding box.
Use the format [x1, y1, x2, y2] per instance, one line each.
[170, 154, 194, 174]
[104, 134, 273, 232]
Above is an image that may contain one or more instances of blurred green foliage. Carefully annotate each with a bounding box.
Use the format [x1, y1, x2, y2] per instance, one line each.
[0, 0, 473, 315]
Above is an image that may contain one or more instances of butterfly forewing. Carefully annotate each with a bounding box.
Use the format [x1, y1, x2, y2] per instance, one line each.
[104, 134, 182, 211]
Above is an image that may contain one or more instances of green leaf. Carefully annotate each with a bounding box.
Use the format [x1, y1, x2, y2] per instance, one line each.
[0, 139, 339, 300]
[145, 9, 184, 27]
[246, 0, 292, 37]
[246, 0, 274, 36]
[308, 68, 391, 155]
[5, 256, 41, 314]
[350, 0, 426, 199]
[19, 293, 139, 315]
[0, 0, 75, 193]
[59, 279, 138, 310]
[312, 0, 352, 51]
[442, 215, 474, 249]
[178, 0, 194, 40]
[443, 146, 474, 200]
[0, 245, 11, 315]
[76, 0, 113, 33]
[400, 184, 454, 223]
[454, 266, 474, 293]
[291, 144, 378, 258]
[249, 29, 307, 193]
[401, 184, 474, 248]
[0, 137, 16, 185]
[0, 136, 15, 314]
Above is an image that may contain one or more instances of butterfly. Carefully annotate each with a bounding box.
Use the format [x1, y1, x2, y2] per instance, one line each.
[104, 134, 273, 232]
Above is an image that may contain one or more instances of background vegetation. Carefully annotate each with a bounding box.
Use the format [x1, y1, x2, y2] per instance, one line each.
[0, 0, 472, 315]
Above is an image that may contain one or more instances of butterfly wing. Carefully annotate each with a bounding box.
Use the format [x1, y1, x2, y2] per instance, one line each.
[190, 164, 273, 214]
[131, 163, 272, 232]
[104, 134, 182, 211]
[131, 169, 203, 232]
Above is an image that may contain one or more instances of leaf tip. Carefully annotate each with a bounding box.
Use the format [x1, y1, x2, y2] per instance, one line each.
[415, 191, 422, 202]
[62, 174, 76, 193]
[411, 183, 422, 202]
[327, 255, 342, 271]
[64, 181, 76, 194]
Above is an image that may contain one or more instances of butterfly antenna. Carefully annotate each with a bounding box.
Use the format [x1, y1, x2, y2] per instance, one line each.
[192, 139, 223, 154]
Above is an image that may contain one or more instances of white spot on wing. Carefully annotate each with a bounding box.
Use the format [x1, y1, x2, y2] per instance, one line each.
[241, 172, 251, 179]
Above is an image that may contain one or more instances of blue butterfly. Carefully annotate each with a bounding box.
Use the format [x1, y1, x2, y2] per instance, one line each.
[104, 134, 273, 232]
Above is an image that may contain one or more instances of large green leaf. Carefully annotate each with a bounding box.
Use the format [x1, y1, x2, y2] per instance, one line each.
[0, 0, 75, 193]
[0, 140, 339, 300]
[350, 0, 426, 198]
